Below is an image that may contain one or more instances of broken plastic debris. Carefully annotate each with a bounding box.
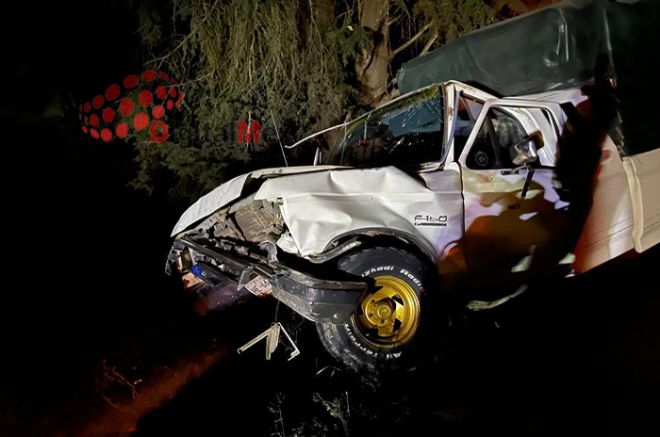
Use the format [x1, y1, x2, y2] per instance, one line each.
[237, 322, 300, 361]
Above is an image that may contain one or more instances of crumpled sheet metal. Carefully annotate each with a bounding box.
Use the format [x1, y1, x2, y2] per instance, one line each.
[171, 165, 344, 236]
[171, 173, 249, 236]
[255, 166, 464, 258]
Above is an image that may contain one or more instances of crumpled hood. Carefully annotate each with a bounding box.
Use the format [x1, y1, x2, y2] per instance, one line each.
[171, 165, 345, 236]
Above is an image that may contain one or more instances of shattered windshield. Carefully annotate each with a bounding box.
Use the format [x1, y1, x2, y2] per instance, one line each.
[321, 86, 445, 167]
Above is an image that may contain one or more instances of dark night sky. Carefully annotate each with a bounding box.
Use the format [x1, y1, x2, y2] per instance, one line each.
[1, 3, 190, 429]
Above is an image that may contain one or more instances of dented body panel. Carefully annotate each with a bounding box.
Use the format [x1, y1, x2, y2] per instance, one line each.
[171, 165, 345, 236]
[254, 166, 463, 259]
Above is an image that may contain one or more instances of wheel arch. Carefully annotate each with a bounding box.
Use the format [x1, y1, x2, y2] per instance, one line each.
[318, 228, 438, 272]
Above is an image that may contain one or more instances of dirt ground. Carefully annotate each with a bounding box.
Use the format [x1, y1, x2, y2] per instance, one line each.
[134, 246, 660, 437]
[5, 246, 656, 436]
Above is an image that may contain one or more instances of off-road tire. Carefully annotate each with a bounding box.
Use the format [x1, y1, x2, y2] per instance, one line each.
[317, 247, 431, 373]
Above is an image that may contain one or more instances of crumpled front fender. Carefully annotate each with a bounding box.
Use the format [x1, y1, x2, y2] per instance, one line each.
[171, 165, 346, 236]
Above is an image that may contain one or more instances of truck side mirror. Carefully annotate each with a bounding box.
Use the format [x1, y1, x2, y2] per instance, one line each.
[510, 132, 542, 166]
[509, 132, 543, 200]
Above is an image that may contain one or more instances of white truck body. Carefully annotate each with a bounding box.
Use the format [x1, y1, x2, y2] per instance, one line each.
[172, 81, 659, 282]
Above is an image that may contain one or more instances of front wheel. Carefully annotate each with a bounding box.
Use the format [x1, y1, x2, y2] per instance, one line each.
[317, 247, 432, 372]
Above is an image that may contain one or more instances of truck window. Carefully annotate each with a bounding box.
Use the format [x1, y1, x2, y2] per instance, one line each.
[323, 87, 445, 168]
[466, 108, 526, 169]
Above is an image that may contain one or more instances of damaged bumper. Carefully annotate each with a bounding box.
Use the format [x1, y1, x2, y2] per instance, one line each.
[167, 237, 366, 324]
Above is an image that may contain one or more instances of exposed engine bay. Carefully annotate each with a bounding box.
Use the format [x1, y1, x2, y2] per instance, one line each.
[167, 193, 367, 324]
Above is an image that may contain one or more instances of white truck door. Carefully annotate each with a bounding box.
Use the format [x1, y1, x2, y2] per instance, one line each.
[457, 99, 573, 286]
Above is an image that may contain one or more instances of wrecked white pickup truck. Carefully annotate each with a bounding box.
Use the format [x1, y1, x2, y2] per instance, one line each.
[166, 0, 660, 371]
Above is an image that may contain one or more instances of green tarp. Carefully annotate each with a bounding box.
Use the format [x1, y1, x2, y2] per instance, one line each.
[396, 0, 660, 155]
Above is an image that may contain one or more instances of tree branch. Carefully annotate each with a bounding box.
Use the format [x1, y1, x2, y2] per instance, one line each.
[390, 21, 432, 59]
[387, 14, 401, 27]
[420, 30, 438, 55]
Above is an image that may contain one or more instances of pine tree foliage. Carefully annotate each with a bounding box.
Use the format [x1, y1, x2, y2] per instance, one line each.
[132, 0, 499, 199]
[413, 0, 494, 46]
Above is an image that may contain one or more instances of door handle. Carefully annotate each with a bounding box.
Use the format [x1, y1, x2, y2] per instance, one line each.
[500, 166, 527, 176]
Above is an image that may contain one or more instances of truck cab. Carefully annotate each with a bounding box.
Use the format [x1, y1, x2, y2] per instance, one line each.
[311, 81, 612, 287]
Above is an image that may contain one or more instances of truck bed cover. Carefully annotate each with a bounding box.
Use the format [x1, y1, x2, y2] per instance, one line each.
[396, 0, 660, 156]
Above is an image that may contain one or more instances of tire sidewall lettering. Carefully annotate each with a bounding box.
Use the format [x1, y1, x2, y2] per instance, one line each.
[359, 265, 424, 293]
[319, 248, 431, 371]
[361, 265, 395, 277]
[345, 323, 405, 361]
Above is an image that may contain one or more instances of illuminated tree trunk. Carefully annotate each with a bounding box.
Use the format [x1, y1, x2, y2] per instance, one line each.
[356, 0, 391, 106]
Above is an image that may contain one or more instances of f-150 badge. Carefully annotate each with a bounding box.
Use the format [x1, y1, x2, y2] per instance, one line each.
[414, 214, 448, 227]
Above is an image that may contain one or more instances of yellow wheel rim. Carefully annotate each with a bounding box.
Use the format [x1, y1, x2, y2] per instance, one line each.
[353, 275, 421, 348]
